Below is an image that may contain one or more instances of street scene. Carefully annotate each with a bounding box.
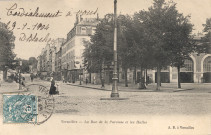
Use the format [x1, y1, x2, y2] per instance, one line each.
[0, 74, 211, 116]
[0, 0, 211, 134]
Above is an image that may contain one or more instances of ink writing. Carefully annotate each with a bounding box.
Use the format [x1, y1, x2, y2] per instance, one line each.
[6, 21, 50, 31]
[19, 33, 55, 44]
[6, 3, 62, 18]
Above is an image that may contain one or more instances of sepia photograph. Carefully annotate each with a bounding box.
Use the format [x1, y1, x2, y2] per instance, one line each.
[0, 0, 211, 134]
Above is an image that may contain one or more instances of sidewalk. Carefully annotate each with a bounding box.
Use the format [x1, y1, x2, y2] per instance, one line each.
[0, 82, 28, 94]
[65, 81, 193, 93]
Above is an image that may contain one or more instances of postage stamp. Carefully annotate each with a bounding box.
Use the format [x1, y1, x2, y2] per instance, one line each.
[3, 94, 37, 123]
[2, 84, 55, 125]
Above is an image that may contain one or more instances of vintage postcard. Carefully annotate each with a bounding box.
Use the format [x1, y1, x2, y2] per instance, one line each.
[0, 0, 211, 135]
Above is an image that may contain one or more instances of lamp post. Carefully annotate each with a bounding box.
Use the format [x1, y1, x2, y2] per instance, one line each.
[80, 65, 82, 85]
[111, 0, 119, 98]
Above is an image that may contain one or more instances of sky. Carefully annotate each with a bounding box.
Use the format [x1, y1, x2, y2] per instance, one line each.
[0, 0, 210, 59]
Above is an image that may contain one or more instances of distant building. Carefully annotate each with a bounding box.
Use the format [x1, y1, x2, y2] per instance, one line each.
[53, 38, 66, 80]
[37, 38, 65, 79]
[61, 15, 99, 83]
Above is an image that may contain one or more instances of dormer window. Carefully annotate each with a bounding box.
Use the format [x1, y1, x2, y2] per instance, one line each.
[81, 27, 86, 34]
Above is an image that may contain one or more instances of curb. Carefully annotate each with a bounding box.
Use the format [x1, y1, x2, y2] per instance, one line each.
[67, 83, 157, 92]
[66, 83, 111, 91]
[173, 88, 194, 92]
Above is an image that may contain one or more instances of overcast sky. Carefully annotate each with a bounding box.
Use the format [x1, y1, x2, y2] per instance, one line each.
[0, 0, 210, 59]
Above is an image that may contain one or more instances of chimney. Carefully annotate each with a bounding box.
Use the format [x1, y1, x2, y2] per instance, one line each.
[75, 14, 79, 26]
[97, 13, 99, 20]
[80, 15, 83, 22]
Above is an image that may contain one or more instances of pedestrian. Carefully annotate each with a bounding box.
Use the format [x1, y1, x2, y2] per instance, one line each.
[49, 77, 59, 95]
[22, 77, 25, 87]
[93, 76, 96, 84]
[86, 78, 88, 85]
[14, 73, 18, 83]
[30, 73, 34, 82]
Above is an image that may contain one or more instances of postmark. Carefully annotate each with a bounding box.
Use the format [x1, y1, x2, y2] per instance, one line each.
[2, 84, 55, 125]
[26, 84, 55, 125]
[3, 94, 37, 123]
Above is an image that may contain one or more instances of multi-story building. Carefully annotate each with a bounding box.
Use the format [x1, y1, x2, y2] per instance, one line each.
[61, 15, 99, 83]
[38, 38, 65, 79]
[53, 38, 66, 80]
[49, 45, 55, 74]
[38, 48, 47, 78]
[55, 47, 62, 80]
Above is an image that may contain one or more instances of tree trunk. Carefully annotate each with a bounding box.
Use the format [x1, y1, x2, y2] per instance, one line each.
[100, 70, 104, 88]
[160, 79, 162, 86]
[134, 67, 137, 84]
[124, 68, 128, 87]
[3, 68, 7, 81]
[89, 72, 91, 83]
[156, 66, 161, 91]
[177, 66, 181, 88]
[117, 62, 120, 83]
[145, 69, 148, 86]
[139, 68, 146, 89]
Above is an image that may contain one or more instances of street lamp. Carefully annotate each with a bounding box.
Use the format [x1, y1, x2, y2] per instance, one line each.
[111, 0, 119, 98]
[80, 65, 82, 85]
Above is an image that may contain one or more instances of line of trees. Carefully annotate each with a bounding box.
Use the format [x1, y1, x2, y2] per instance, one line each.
[200, 18, 211, 54]
[0, 22, 16, 81]
[0, 20, 38, 81]
[84, 0, 199, 90]
[14, 57, 37, 73]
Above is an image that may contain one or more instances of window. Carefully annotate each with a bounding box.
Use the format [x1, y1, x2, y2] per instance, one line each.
[203, 56, 211, 72]
[81, 27, 86, 34]
[87, 26, 92, 35]
[184, 58, 193, 72]
[92, 27, 96, 35]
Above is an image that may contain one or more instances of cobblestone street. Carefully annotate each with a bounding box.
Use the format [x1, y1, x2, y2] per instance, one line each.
[1, 77, 211, 116]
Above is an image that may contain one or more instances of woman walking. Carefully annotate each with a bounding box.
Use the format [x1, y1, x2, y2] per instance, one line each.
[49, 77, 59, 95]
[49, 77, 56, 95]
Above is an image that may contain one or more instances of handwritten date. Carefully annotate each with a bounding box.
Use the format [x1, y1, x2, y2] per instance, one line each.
[6, 21, 50, 31]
